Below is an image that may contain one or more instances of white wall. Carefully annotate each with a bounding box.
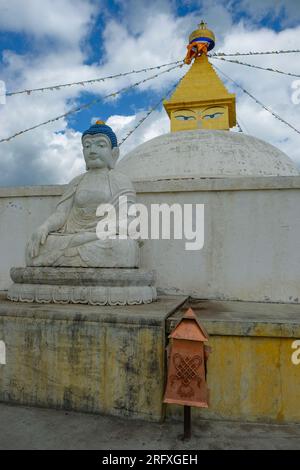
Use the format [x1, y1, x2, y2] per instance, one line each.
[0, 186, 62, 289]
[0, 177, 300, 303]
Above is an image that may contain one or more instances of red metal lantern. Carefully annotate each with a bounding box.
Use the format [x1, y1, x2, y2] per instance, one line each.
[164, 307, 210, 408]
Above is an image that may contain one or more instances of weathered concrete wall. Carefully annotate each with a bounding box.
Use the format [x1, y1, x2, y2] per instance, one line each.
[0, 295, 185, 421]
[138, 180, 300, 303]
[166, 300, 300, 424]
[1, 177, 300, 303]
[1, 295, 299, 424]
[0, 186, 62, 290]
[167, 336, 300, 424]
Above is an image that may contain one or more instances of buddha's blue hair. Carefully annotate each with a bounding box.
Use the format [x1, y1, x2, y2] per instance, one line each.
[82, 122, 118, 148]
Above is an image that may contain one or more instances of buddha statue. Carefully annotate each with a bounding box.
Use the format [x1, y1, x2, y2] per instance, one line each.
[8, 121, 156, 305]
[26, 121, 139, 268]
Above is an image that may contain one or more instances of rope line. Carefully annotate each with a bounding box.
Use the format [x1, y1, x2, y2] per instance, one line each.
[209, 49, 300, 57]
[4, 60, 184, 97]
[119, 73, 186, 146]
[211, 56, 300, 78]
[213, 63, 300, 135]
[237, 115, 249, 134]
[3, 49, 300, 143]
[235, 121, 243, 133]
[0, 63, 182, 144]
[3, 50, 300, 97]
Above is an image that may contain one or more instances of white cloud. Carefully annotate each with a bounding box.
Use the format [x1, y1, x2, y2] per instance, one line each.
[114, 0, 175, 35]
[210, 23, 300, 165]
[39, 130, 84, 183]
[106, 114, 136, 134]
[183, 0, 300, 28]
[237, 0, 300, 26]
[0, 0, 98, 45]
[0, 0, 99, 185]
[0, 0, 300, 187]
[107, 109, 170, 158]
[97, 12, 191, 93]
[0, 1, 190, 186]
[0, 89, 85, 185]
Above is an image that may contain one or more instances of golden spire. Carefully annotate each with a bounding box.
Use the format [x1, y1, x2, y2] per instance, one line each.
[164, 22, 236, 132]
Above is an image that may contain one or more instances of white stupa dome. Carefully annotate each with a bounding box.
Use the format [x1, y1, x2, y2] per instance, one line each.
[117, 130, 299, 179]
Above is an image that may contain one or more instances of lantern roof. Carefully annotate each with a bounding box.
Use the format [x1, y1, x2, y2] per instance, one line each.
[169, 307, 209, 342]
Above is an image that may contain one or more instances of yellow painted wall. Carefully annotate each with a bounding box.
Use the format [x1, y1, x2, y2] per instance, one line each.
[171, 106, 229, 132]
[1, 298, 299, 424]
[167, 335, 300, 423]
[164, 54, 236, 132]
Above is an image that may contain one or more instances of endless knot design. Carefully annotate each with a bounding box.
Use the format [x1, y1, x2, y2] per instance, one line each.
[170, 353, 202, 398]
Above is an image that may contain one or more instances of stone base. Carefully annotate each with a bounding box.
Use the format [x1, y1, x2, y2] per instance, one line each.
[8, 284, 157, 306]
[1, 294, 300, 423]
[0, 294, 187, 421]
[7, 267, 157, 306]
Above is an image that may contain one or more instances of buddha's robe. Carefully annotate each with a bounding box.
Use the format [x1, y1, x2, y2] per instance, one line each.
[26, 169, 139, 268]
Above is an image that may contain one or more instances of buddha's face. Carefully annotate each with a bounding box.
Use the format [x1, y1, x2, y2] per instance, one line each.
[82, 134, 119, 170]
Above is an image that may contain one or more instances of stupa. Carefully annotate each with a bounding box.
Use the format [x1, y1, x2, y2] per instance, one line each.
[0, 21, 299, 426]
[118, 22, 299, 179]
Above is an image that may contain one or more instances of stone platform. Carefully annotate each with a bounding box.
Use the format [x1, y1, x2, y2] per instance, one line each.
[0, 293, 187, 421]
[7, 267, 157, 306]
[1, 294, 300, 424]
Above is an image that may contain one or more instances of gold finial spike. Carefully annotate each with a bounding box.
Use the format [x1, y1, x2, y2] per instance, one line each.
[199, 20, 207, 29]
[188, 21, 215, 49]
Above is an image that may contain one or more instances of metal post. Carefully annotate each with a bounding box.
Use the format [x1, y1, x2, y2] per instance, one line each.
[183, 405, 191, 440]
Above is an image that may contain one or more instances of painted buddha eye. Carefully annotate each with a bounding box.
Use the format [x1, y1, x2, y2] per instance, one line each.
[203, 112, 223, 120]
[175, 115, 196, 121]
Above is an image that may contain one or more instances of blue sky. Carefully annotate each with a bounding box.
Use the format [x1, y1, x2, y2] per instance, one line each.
[0, 0, 300, 185]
